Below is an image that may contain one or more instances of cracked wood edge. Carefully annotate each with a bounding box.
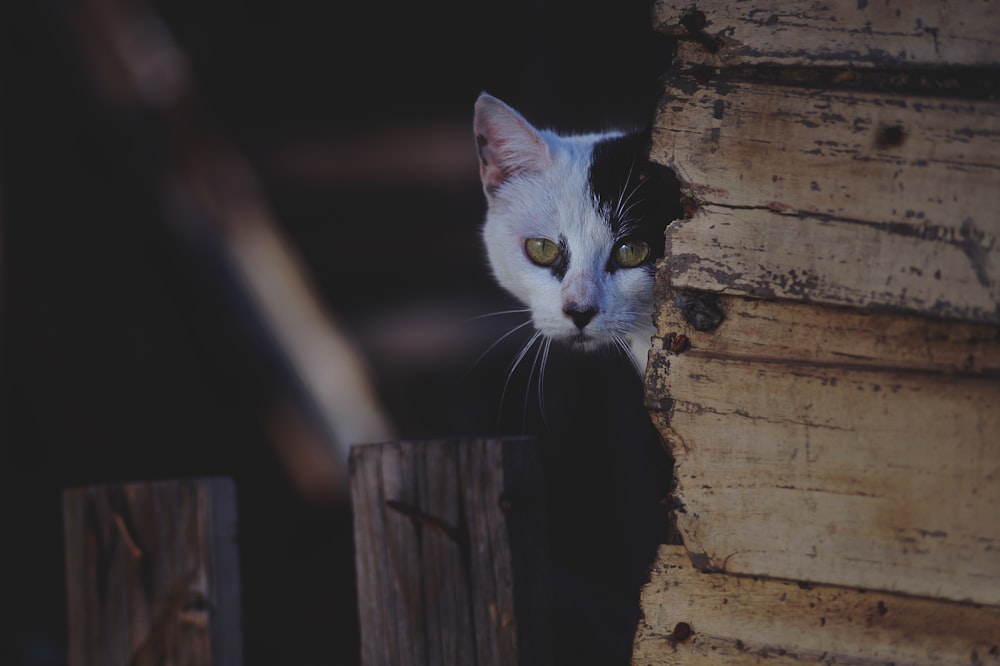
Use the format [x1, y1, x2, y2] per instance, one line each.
[644, 338, 1000, 604]
[653, 0, 1000, 68]
[632, 545, 1000, 666]
[653, 77, 1000, 322]
[650, 292, 1000, 376]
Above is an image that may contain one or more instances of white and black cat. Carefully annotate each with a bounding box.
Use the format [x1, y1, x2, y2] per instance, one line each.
[473, 92, 679, 371]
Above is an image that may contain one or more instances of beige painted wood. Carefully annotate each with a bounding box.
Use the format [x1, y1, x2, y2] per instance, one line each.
[643, 295, 1000, 604]
[632, 545, 1000, 665]
[651, 292, 1000, 376]
[653, 0, 1000, 68]
[653, 79, 1000, 322]
[665, 205, 1000, 322]
[654, 79, 1000, 229]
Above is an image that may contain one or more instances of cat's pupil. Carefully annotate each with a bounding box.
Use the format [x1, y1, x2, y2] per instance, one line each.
[524, 237, 561, 267]
[612, 240, 650, 269]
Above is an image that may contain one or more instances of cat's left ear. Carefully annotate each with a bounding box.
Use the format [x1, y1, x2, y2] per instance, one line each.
[474, 93, 552, 195]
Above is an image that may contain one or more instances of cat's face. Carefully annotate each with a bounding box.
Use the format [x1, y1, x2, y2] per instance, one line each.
[474, 93, 678, 367]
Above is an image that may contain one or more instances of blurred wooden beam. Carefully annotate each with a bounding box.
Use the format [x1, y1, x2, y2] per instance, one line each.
[64, 0, 395, 497]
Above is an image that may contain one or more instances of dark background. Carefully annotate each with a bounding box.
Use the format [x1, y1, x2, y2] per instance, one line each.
[2, 0, 676, 663]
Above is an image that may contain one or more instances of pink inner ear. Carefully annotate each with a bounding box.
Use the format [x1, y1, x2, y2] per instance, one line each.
[474, 96, 551, 192]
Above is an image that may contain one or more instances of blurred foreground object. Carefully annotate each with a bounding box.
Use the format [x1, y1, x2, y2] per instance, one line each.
[67, 0, 395, 500]
[64, 478, 243, 666]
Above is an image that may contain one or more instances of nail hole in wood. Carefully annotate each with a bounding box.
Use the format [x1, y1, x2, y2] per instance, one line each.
[876, 124, 906, 149]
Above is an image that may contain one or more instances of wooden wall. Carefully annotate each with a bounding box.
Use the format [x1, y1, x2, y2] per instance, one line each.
[636, 1, 1000, 663]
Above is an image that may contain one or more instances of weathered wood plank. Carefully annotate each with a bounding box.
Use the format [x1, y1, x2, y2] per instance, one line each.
[655, 79, 1000, 228]
[349, 438, 551, 666]
[654, 0, 1000, 68]
[652, 292, 1000, 376]
[665, 205, 1000, 322]
[632, 545, 1000, 666]
[645, 339, 1000, 604]
[653, 78, 1000, 321]
[63, 478, 243, 666]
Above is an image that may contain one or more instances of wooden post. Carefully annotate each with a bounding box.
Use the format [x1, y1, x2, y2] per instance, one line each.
[350, 437, 552, 666]
[63, 477, 243, 666]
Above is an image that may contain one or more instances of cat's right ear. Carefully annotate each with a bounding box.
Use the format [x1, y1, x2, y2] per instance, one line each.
[474, 93, 551, 195]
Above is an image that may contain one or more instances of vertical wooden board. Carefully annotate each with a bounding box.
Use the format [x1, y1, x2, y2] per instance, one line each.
[460, 441, 520, 664]
[645, 350, 1000, 605]
[349, 438, 551, 666]
[632, 545, 1000, 666]
[653, 79, 1000, 231]
[664, 205, 1000, 323]
[350, 441, 456, 666]
[653, 0, 1000, 68]
[63, 478, 242, 666]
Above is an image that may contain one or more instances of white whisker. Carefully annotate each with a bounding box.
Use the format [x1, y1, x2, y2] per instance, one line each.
[618, 170, 650, 217]
[614, 334, 643, 376]
[462, 307, 531, 323]
[522, 337, 545, 432]
[498, 331, 542, 429]
[613, 158, 638, 221]
[465, 318, 533, 379]
[538, 338, 552, 428]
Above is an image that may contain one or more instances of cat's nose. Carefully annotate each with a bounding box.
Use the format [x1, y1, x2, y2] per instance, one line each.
[563, 304, 598, 330]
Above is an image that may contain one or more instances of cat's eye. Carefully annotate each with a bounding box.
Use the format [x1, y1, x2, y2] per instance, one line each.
[525, 238, 561, 266]
[612, 240, 650, 268]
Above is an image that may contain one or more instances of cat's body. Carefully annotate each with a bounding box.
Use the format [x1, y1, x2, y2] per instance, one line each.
[474, 93, 679, 370]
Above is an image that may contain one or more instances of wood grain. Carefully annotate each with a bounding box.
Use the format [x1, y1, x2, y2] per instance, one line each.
[664, 205, 1000, 322]
[651, 292, 1000, 376]
[632, 545, 1000, 665]
[653, 78, 1000, 322]
[349, 438, 551, 666]
[643, 296, 1000, 605]
[653, 0, 1000, 68]
[63, 478, 243, 666]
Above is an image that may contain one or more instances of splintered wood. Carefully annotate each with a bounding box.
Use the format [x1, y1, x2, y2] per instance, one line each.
[638, 0, 1000, 664]
[653, 79, 1000, 323]
[646, 297, 1000, 605]
[633, 546, 1000, 665]
[654, 0, 1000, 68]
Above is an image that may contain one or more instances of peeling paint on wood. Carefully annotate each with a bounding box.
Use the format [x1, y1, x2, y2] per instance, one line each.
[651, 292, 1000, 376]
[641, 2, 1000, 661]
[654, 78, 1000, 233]
[632, 545, 1000, 665]
[654, 0, 1000, 68]
[653, 79, 1000, 322]
[665, 205, 1000, 323]
[643, 297, 1000, 604]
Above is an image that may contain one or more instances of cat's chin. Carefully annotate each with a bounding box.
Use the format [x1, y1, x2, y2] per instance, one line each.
[559, 332, 606, 353]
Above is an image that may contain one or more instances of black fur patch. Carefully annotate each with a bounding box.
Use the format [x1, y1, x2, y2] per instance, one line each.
[551, 234, 570, 281]
[588, 132, 682, 269]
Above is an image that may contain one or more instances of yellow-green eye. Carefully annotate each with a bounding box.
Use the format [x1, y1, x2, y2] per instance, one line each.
[525, 238, 561, 266]
[613, 240, 650, 268]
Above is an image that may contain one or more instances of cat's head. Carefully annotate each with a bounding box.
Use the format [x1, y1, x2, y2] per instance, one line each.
[473, 93, 679, 366]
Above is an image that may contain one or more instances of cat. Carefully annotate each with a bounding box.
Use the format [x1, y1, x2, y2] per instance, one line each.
[473, 92, 680, 372]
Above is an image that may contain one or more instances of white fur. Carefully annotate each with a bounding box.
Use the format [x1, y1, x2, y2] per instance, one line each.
[475, 94, 655, 370]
